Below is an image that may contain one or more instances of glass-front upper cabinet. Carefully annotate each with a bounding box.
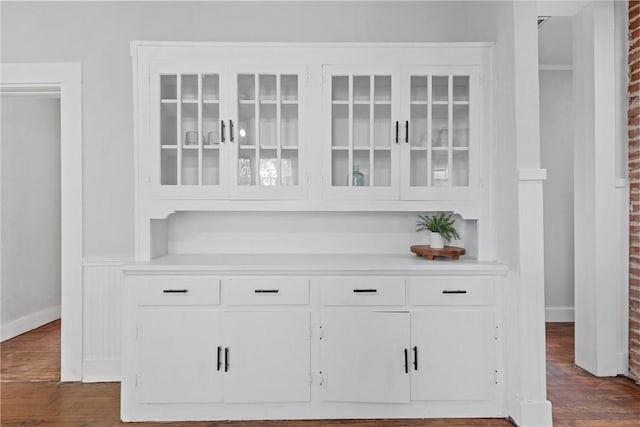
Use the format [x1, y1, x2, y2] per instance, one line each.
[229, 68, 306, 199]
[400, 67, 480, 200]
[323, 66, 401, 200]
[156, 70, 226, 191]
[152, 65, 306, 200]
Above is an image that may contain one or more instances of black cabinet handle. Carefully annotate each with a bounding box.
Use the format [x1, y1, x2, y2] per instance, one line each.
[442, 290, 468, 294]
[413, 346, 418, 371]
[230, 120, 235, 142]
[395, 121, 399, 144]
[353, 289, 377, 293]
[254, 289, 279, 293]
[221, 120, 226, 143]
[163, 289, 188, 294]
[217, 346, 222, 371]
[405, 121, 409, 143]
[404, 349, 409, 374]
[224, 347, 229, 372]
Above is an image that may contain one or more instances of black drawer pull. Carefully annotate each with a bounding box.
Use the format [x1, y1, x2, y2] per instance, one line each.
[217, 346, 222, 371]
[442, 290, 467, 294]
[404, 348, 409, 374]
[353, 289, 377, 293]
[405, 121, 409, 143]
[254, 289, 279, 293]
[413, 346, 418, 371]
[163, 289, 188, 294]
[224, 347, 229, 372]
[395, 121, 399, 144]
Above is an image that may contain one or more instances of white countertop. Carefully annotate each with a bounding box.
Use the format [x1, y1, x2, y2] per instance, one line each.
[123, 253, 509, 276]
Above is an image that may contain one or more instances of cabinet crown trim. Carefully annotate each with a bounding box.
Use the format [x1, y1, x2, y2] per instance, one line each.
[131, 41, 496, 51]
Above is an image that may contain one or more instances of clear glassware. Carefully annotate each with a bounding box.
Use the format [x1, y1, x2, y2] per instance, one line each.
[353, 165, 365, 187]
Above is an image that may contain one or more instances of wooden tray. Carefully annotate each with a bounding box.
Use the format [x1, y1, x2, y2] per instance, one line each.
[410, 245, 466, 260]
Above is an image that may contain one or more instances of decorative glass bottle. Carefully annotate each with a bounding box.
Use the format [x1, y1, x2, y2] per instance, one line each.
[352, 165, 365, 187]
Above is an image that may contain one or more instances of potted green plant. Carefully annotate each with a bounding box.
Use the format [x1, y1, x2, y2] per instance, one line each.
[416, 213, 460, 249]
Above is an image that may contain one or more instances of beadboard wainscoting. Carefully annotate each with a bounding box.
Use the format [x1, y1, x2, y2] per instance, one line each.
[82, 258, 131, 382]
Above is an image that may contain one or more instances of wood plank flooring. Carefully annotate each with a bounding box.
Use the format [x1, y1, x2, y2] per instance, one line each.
[546, 323, 640, 427]
[1, 319, 60, 382]
[1, 321, 639, 426]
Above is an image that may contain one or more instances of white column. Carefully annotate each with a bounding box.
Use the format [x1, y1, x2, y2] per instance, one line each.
[573, 1, 626, 377]
[511, 2, 553, 426]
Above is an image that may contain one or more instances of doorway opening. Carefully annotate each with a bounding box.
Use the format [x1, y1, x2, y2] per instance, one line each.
[1, 95, 62, 381]
[0, 63, 83, 381]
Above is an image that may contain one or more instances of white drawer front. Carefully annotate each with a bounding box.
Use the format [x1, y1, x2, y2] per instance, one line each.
[136, 277, 220, 306]
[318, 278, 406, 306]
[408, 278, 494, 306]
[222, 279, 309, 305]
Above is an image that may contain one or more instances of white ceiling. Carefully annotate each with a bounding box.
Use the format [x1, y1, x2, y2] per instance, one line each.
[537, 1, 586, 17]
[538, 16, 573, 66]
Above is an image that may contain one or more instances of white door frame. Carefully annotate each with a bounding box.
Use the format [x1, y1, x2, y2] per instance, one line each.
[1, 63, 83, 381]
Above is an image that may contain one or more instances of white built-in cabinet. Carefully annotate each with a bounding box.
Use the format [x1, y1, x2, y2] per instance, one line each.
[318, 276, 497, 404]
[125, 42, 503, 424]
[134, 43, 488, 213]
[135, 308, 223, 403]
[121, 268, 506, 422]
[153, 64, 478, 200]
[136, 310, 311, 404]
[321, 311, 411, 403]
[222, 311, 310, 403]
[320, 309, 496, 404]
[153, 64, 306, 199]
[410, 309, 496, 401]
[324, 65, 479, 200]
[128, 277, 312, 407]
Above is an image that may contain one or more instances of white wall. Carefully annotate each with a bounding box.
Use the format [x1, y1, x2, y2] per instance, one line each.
[539, 70, 574, 321]
[538, 16, 573, 67]
[0, 1, 510, 259]
[1, 97, 61, 340]
[166, 211, 477, 257]
[537, 14, 575, 322]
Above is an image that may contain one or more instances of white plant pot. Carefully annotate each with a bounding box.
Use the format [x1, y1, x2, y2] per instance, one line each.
[430, 232, 445, 249]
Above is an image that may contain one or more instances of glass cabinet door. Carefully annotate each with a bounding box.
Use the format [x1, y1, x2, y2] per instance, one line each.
[233, 72, 300, 190]
[159, 72, 222, 187]
[402, 68, 476, 199]
[325, 67, 399, 199]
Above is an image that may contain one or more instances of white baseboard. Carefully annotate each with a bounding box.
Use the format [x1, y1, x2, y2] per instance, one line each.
[516, 400, 553, 427]
[545, 306, 575, 322]
[1, 305, 61, 342]
[82, 359, 121, 382]
[618, 351, 629, 376]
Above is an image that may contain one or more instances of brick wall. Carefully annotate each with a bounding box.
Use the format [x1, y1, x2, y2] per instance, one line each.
[629, 0, 640, 384]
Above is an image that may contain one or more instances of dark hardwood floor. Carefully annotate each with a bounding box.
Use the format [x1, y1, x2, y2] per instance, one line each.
[1, 321, 639, 426]
[546, 323, 640, 427]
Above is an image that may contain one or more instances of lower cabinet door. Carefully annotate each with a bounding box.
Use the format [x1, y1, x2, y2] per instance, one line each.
[321, 311, 411, 403]
[222, 311, 311, 403]
[410, 309, 496, 401]
[135, 309, 223, 403]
